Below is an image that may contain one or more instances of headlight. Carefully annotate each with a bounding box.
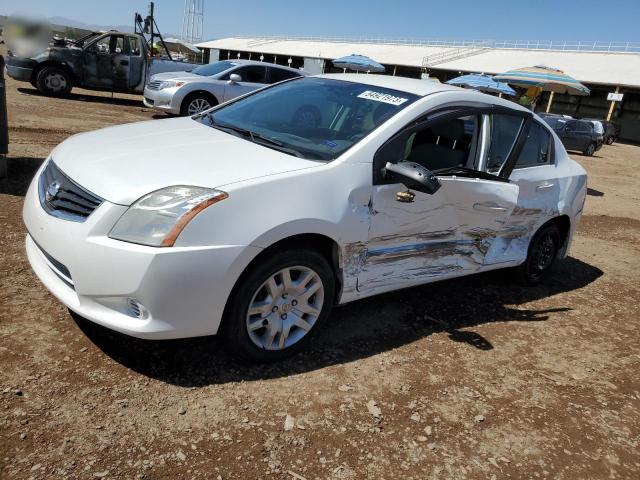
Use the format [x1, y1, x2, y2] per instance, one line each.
[160, 80, 185, 89]
[109, 186, 228, 247]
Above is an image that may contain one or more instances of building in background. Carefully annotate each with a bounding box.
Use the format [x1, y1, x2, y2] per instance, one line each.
[196, 36, 640, 143]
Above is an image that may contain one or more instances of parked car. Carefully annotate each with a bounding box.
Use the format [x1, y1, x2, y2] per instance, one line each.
[583, 118, 620, 145]
[5, 30, 198, 96]
[23, 75, 587, 361]
[539, 116, 602, 156]
[143, 60, 304, 115]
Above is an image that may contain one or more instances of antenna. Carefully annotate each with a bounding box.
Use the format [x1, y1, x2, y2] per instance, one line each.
[181, 0, 205, 44]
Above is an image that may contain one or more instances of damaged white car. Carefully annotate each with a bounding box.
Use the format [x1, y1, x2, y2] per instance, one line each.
[24, 74, 587, 361]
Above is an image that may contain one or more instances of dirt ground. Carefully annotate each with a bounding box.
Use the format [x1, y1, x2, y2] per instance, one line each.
[1, 53, 639, 480]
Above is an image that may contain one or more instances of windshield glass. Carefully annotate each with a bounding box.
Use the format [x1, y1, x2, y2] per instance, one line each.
[200, 77, 419, 160]
[192, 60, 238, 76]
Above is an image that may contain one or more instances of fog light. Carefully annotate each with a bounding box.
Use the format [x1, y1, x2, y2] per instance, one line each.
[127, 298, 148, 319]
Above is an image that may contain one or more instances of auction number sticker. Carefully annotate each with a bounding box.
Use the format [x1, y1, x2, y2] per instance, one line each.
[357, 90, 408, 106]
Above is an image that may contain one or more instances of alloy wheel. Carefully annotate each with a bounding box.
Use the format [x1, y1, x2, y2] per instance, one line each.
[246, 266, 324, 351]
[531, 232, 556, 277]
[187, 98, 211, 115]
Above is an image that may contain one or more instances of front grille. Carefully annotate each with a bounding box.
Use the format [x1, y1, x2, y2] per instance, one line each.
[38, 161, 103, 222]
[147, 80, 162, 90]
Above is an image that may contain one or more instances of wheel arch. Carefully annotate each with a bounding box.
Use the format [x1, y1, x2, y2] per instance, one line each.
[220, 232, 343, 335]
[181, 89, 219, 112]
[32, 61, 76, 85]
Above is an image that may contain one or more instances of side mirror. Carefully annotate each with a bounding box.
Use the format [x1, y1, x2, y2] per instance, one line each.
[384, 161, 441, 195]
[228, 73, 242, 84]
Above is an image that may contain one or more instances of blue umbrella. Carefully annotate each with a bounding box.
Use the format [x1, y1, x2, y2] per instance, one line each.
[447, 73, 516, 96]
[332, 54, 385, 73]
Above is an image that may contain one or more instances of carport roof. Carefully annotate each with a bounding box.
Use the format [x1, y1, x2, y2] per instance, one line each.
[196, 37, 640, 88]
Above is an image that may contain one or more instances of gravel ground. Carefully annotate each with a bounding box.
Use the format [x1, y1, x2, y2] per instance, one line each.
[1, 53, 639, 479]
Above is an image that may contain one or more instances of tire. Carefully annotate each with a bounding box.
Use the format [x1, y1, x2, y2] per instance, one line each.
[515, 223, 561, 286]
[222, 249, 335, 362]
[36, 66, 73, 96]
[180, 92, 217, 116]
[606, 136, 615, 145]
[583, 142, 596, 156]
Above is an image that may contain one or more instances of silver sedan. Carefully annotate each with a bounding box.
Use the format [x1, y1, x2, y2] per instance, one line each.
[143, 59, 303, 115]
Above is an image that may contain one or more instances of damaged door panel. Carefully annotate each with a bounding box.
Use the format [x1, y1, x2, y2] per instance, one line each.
[357, 176, 519, 295]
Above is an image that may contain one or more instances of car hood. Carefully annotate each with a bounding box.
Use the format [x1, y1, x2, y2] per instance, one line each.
[51, 117, 323, 205]
[150, 71, 202, 82]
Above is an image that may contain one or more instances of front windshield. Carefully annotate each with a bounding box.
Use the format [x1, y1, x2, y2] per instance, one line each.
[192, 60, 238, 76]
[200, 77, 418, 160]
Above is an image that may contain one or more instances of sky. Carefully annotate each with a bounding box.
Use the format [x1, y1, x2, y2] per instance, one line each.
[1, 0, 639, 42]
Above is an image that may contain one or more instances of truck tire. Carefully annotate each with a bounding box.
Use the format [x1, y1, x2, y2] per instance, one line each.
[180, 92, 217, 116]
[36, 66, 73, 97]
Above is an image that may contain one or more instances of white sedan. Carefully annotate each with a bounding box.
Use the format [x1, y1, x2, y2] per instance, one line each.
[143, 59, 303, 116]
[24, 74, 587, 361]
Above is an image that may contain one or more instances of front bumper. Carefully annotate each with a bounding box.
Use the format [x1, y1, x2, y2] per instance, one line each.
[6, 57, 36, 82]
[143, 86, 181, 114]
[23, 164, 260, 339]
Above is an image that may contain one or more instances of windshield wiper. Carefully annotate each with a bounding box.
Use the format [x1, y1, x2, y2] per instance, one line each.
[206, 116, 304, 158]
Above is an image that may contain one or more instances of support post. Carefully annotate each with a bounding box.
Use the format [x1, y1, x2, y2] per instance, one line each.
[393, 65, 397, 76]
[607, 86, 620, 121]
[0, 54, 8, 178]
[545, 91, 555, 113]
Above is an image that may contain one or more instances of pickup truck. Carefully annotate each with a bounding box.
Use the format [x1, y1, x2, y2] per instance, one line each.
[6, 30, 199, 96]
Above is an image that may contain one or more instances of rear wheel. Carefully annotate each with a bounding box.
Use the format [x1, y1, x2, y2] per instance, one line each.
[222, 249, 335, 362]
[36, 66, 73, 96]
[180, 92, 217, 116]
[606, 136, 615, 145]
[583, 142, 596, 156]
[516, 223, 561, 285]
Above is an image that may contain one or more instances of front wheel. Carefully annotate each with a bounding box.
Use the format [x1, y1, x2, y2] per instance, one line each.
[180, 93, 217, 116]
[515, 223, 561, 286]
[583, 142, 596, 156]
[222, 249, 335, 362]
[36, 66, 73, 96]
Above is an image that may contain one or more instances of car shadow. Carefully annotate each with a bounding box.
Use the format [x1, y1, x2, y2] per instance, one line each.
[0, 156, 44, 196]
[587, 187, 604, 197]
[16, 87, 142, 108]
[73, 256, 603, 387]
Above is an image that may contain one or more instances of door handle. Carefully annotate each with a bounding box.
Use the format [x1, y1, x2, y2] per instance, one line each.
[536, 182, 554, 191]
[120, 60, 129, 65]
[473, 203, 507, 213]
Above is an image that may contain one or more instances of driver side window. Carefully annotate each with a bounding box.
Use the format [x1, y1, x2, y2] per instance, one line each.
[403, 115, 478, 171]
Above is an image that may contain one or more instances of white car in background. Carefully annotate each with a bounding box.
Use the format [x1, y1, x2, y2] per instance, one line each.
[143, 59, 303, 115]
[24, 75, 587, 361]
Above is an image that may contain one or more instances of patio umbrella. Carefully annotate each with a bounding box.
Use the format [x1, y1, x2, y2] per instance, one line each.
[493, 65, 590, 96]
[446, 73, 516, 96]
[332, 54, 385, 73]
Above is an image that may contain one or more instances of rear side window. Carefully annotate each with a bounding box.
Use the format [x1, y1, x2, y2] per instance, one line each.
[576, 121, 591, 133]
[515, 122, 552, 168]
[485, 114, 524, 173]
[268, 67, 300, 84]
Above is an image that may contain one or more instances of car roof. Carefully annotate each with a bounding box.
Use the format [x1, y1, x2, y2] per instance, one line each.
[313, 73, 460, 97]
[224, 59, 300, 73]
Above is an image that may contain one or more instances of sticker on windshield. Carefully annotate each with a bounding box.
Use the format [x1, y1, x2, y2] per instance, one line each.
[357, 90, 409, 106]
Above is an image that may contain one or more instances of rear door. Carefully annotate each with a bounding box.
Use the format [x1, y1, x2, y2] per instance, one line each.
[126, 35, 145, 90]
[222, 65, 267, 101]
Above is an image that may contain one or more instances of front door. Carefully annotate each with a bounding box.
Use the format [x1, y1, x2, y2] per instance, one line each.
[82, 34, 130, 91]
[222, 65, 267, 101]
[357, 107, 528, 296]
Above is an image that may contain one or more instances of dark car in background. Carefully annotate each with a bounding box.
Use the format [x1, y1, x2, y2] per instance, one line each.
[583, 118, 621, 145]
[539, 115, 602, 156]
